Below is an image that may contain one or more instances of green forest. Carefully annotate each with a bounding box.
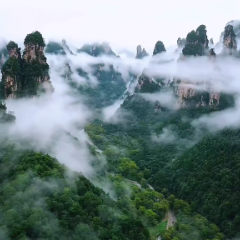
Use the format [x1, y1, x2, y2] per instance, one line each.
[1, 20, 240, 240]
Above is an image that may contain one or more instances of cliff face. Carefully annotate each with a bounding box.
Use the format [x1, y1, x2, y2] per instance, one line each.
[137, 71, 161, 93]
[175, 48, 220, 108]
[0, 31, 53, 99]
[182, 25, 209, 56]
[222, 24, 237, 55]
[0, 101, 15, 123]
[175, 25, 222, 108]
[136, 41, 166, 94]
[0, 41, 22, 99]
[22, 31, 54, 96]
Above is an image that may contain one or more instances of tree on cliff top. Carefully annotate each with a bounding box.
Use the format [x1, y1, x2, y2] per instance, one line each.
[24, 31, 45, 47]
[153, 41, 166, 55]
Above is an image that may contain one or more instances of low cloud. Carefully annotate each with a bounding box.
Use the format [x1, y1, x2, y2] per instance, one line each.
[192, 96, 240, 132]
[141, 90, 178, 110]
[3, 57, 95, 176]
[152, 127, 178, 144]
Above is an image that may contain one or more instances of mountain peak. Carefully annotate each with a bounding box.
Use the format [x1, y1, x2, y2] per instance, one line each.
[153, 41, 166, 55]
[136, 45, 148, 59]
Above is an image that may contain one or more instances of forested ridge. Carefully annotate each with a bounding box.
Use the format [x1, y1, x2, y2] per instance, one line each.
[85, 94, 240, 238]
[0, 138, 224, 240]
[1, 20, 240, 240]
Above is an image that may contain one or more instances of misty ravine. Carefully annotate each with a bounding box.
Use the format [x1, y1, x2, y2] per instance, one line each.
[1, 17, 240, 240]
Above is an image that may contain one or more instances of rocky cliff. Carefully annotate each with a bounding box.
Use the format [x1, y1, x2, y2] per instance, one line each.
[136, 70, 161, 93]
[136, 41, 166, 93]
[22, 31, 54, 96]
[136, 45, 148, 59]
[222, 24, 237, 55]
[174, 25, 223, 108]
[0, 41, 22, 99]
[182, 25, 209, 56]
[0, 31, 53, 99]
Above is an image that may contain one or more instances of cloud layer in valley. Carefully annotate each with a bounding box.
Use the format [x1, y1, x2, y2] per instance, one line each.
[2, 56, 95, 176]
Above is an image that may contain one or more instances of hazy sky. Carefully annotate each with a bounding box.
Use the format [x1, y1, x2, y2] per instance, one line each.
[0, 0, 239, 53]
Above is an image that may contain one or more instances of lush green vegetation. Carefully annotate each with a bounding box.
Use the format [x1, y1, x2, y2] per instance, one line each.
[0, 32, 51, 98]
[85, 91, 239, 238]
[24, 31, 46, 47]
[1, 25, 239, 240]
[182, 25, 208, 56]
[157, 129, 240, 238]
[1, 56, 21, 78]
[22, 59, 50, 96]
[6, 41, 19, 51]
[0, 99, 225, 240]
[73, 44, 126, 108]
[162, 213, 223, 240]
[0, 56, 22, 98]
[0, 144, 151, 240]
[153, 41, 166, 55]
[136, 74, 161, 93]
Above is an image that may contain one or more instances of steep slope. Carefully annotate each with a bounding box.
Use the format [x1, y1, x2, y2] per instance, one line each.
[22, 31, 54, 96]
[0, 41, 22, 98]
[0, 31, 54, 99]
[136, 45, 149, 59]
[63, 42, 127, 108]
[156, 129, 240, 238]
[0, 146, 150, 240]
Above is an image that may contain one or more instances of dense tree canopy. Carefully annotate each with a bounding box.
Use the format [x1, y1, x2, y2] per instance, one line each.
[153, 41, 166, 55]
[24, 31, 46, 47]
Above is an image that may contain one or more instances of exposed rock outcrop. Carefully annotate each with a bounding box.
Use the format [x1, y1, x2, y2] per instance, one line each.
[62, 39, 75, 55]
[175, 47, 220, 108]
[155, 100, 162, 113]
[175, 25, 222, 108]
[7, 41, 21, 59]
[77, 42, 116, 57]
[0, 41, 22, 99]
[22, 31, 54, 96]
[136, 45, 148, 59]
[137, 70, 160, 93]
[0, 31, 54, 99]
[135, 41, 167, 94]
[222, 24, 237, 55]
